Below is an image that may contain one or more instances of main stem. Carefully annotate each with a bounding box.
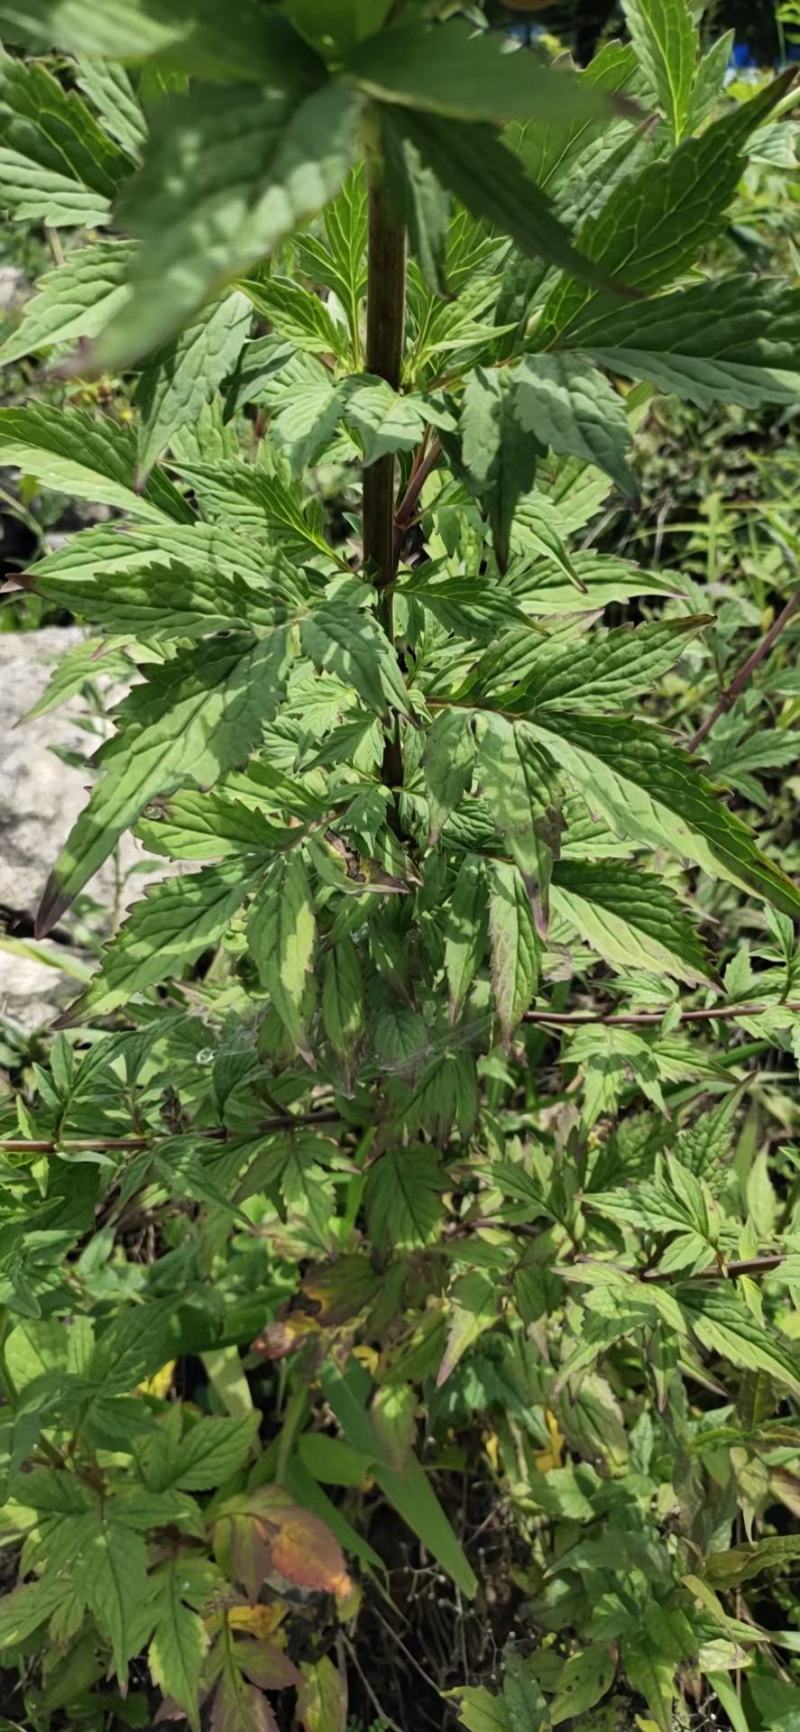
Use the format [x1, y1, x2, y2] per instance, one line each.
[363, 173, 406, 799]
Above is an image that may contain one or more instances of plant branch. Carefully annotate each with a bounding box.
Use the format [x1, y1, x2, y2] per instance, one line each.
[393, 435, 441, 561]
[0, 1108, 346, 1157]
[688, 588, 800, 753]
[523, 1001, 800, 1030]
[639, 1253, 787, 1283]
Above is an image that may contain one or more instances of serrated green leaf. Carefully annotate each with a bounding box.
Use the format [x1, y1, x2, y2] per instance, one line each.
[0, 405, 190, 522]
[66, 862, 255, 1022]
[0, 240, 135, 364]
[703, 1534, 800, 1588]
[167, 1413, 260, 1492]
[32, 555, 302, 639]
[494, 615, 708, 713]
[248, 854, 316, 1052]
[322, 937, 364, 1056]
[0, 54, 130, 226]
[350, 21, 624, 127]
[528, 711, 800, 920]
[513, 354, 635, 498]
[365, 1146, 443, 1251]
[37, 631, 293, 933]
[551, 860, 711, 984]
[424, 707, 478, 843]
[476, 714, 561, 921]
[621, 0, 696, 143]
[487, 860, 539, 1043]
[0, 0, 319, 84]
[444, 856, 488, 1021]
[300, 596, 410, 716]
[623, 1634, 674, 1732]
[461, 367, 538, 572]
[71, 1508, 149, 1683]
[681, 1288, 800, 1398]
[538, 72, 794, 344]
[136, 291, 252, 474]
[549, 1643, 615, 1727]
[239, 273, 346, 358]
[570, 277, 800, 408]
[148, 1558, 209, 1732]
[390, 110, 621, 297]
[74, 57, 147, 158]
[92, 78, 360, 366]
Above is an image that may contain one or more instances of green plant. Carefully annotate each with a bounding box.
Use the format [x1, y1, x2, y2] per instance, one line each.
[1, 4, 800, 1730]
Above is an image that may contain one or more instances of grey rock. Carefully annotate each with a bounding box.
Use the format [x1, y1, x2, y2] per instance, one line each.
[0, 628, 163, 1032]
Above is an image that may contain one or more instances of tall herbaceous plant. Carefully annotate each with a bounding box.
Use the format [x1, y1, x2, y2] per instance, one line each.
[0, 3, 800, 1729]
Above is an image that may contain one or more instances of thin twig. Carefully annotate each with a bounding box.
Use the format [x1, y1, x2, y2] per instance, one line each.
[342, 1636, 404, 1732]
[0, 1107, 346, 1156]
[569, 1252, 788, 1285]
[688, 589, 800, 752]
[393, 437, 441, 560]
[523, 1001, 800, 1029]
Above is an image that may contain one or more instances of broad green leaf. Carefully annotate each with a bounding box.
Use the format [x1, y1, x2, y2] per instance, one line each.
[296, 1656, 347, 1732]
[30, 547, 303, 636]
[350, 22, 625, 127]
[66, 863, 255, 1022]
[570, 277, 800, 408]
[0, 406, 190, 522]
[37, 632, 293, 933]
[537, 72, 794, 344]
[390, 111, 621, 298]
[528, 711, 800, 920]
[159, 1414, 260, 1492]
[0, 0, 317, 83]
[461, 367, 538, 571]
[621, 0, 696, 142]
[380, 117, 450, 298]
[424, 707, 478, 843]
[285, 0, 392, 56]
[681, 1288, 800, 1399]
[322, 937, 364, 1056]
[74, 57, 147, 158]
[239, 274, 346, 358]
[444, 855, 488, 1021]
[148, 1561, 208, 1732]
[248, 854, 316, 1052]
[509, 551, 683, 614]
[71, 1508, 149, 1682]
[551, 861, 711, 985]
[342, 375, 435, 465]
[513, 354, 635, 499]
[703, 1535, 800, 1588]
[136, 291, 252, 474]
[494, 615, 709, 713]
[25, 518, 275, 592]
[365, 1146, 443, 1251]
[319, 1360, 477, 1596]
[475, 714, 561, 920]
[0, 240, 135, 364]
[436, 1271, 496, 1387]
[623, 1635, 674, 1732]
[171, 458, 341, 565]
[514, 40, 640, 193]
[549, 1644, 616, 1726]
[92, 79, 360, 366]
[0, 1573, 76, 1649]
[487, 860, 539, 1043]
[300, 596, 411, 716]
[0, 54, 129, 226]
